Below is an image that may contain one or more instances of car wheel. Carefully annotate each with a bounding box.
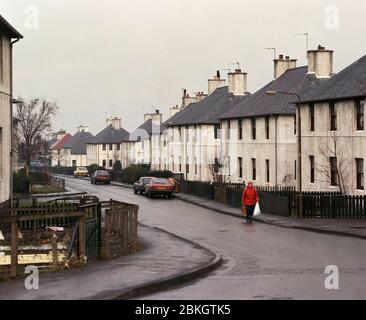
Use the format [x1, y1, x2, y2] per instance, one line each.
[134, 188, 138, 194]
[167, 193, 172, 199]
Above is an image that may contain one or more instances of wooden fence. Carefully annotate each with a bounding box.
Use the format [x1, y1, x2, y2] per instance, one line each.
[0, 196, 139, 279]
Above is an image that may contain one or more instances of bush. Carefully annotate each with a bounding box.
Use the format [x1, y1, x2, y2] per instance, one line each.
[88, 164, 105, 175]
[112, 161, 122, 172]
[13, 171, 33, 194]
[112, 164, 173, 185]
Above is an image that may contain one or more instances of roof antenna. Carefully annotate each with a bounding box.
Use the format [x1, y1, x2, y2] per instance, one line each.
[230, 62, 240, 70]
[265, 47, 277, 59]
[295, 32, 309, 57]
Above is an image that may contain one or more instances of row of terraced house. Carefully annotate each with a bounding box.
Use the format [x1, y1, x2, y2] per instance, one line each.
[48, 45, 366, 195]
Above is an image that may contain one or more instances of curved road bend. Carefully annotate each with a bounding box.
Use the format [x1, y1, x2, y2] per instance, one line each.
[63, 176, 366, 300]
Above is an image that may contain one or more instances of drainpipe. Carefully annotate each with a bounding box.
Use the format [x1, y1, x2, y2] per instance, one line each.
[275, 115, 278, 186]
[9, 38, 21, 208]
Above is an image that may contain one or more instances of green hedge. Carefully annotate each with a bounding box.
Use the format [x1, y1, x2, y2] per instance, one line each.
[112, 164, 173, 185]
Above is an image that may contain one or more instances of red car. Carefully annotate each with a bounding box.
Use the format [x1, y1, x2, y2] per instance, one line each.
[145, 178, 174, 199]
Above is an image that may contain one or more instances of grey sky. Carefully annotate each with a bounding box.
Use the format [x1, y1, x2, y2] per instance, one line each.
[3, 0, 366, 135]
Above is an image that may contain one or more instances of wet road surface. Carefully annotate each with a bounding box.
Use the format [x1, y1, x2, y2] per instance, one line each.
[64, 176, 366, 300]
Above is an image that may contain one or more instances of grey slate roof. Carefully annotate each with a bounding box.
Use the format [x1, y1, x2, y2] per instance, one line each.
[130, 119, 167, 141]
[301, 54, 366, 103]
[63, 131, 94, 155]
[164, 86, 249, 126]
[220, 67, 327, 119]
[0, 15, 23, 38]
[88, 125, 130, 144]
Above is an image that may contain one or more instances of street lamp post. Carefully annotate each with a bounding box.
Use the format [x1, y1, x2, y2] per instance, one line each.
[266, 91, 302, 193]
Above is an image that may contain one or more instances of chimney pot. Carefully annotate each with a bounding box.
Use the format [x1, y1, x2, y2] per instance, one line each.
[279, 54, 284, 59]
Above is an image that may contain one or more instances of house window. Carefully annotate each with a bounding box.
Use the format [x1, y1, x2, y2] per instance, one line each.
[251, 158, 256, 181]
[266, 159, 270, 183]
[294, 160, 297, 180]
[330, 157, 338, 186]
[214, 124, 220, 139]
[102, 144, 106, 151]
[330, 102, 337, 131]
[310, 156, 315, 183]
[194, 157, 198, 175]
[193, 125, 197, 143]
[185, 126, 189, 142]
[251, 118, 256, 140]
[265, 117, 270, 140]
[238, 157, 243, 178]
[356, 99, 364, 130]
[186, 157, 190, 174]
[179, 156, 182, 172]
[72, 160, 76, 167]
[309, 103, 315, 131]
[227, 121, 231, 140]
[109, 144, 113, 151]
[238, 120, 243, 140]
[109, 160, 113, 167]
[356, 158, 364, 190]
[117, 144, 121, 151]
[102, 160, 107, 168]
[0, 128, 3, 178]
[294, 115, 297, 135]
[178, 127, 182, 141]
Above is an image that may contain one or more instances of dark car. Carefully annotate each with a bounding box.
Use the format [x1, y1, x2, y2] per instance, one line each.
[91, 170, 111, 185]
[134, 177, 154, 194]
[144, 178, 174, 199]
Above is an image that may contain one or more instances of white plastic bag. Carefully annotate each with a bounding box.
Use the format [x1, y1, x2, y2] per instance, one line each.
[253, 202, 261, 216]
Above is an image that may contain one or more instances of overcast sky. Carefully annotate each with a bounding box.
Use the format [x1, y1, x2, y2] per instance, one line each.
[3, 0, 366, 135]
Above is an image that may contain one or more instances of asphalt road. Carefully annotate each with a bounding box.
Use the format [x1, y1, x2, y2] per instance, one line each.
[63, 176, 366, 300]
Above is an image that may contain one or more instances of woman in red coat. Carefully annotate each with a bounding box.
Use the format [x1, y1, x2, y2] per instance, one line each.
[242, 181, 259, 224]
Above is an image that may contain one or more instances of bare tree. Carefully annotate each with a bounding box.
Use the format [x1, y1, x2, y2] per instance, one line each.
[316, 132, 352, 195]
[15, 98, 58, 175]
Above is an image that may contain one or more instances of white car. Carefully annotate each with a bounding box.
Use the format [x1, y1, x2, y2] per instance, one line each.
[73, 167, 89, 178]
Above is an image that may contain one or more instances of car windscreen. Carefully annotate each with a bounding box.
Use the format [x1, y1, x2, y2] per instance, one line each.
[97, 171, 109, 176]
[152, 178, 169, 184]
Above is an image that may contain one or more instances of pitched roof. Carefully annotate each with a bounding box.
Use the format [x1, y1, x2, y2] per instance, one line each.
[220, 67, 327, 119]
[63, 131, 93, 155]
[0, 15, 23, 39]
[165, 86, 250, 126]
[52, 134, 72, 150]
[130, 119, 167, 141]
[88, 125, 130, 144]
[301, 54, 366, 103]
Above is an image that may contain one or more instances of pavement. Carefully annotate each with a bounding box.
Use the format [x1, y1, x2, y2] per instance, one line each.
[109, 179, 366, 240]
[0, 225, 220, 300]
[175, 193, 366, 240]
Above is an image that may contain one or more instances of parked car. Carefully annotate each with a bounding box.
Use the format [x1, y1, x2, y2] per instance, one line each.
[74, 167, 89, 178]
[91, 170, 111, 185]
[145, 178, 174, 198]
[133, 177, 154, 194]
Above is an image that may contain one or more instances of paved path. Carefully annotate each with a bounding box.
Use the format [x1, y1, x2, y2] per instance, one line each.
[0, 225, 218, 300]
[175, 193, 366, 239]
[53, 176, 366, 300]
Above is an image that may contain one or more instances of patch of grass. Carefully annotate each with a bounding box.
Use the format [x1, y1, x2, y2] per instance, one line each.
[31, 184, 65, 194]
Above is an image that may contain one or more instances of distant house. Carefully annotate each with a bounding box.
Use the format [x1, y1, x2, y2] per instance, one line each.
[0, 15, 22, 207]
[299, 53, 366, 194]
[163, 69, 250, 181]
[86, 117, 131, 169]
[50, 133, 72, 166]
[62, 126, 93, 167]
[130, 110, 165, 166]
